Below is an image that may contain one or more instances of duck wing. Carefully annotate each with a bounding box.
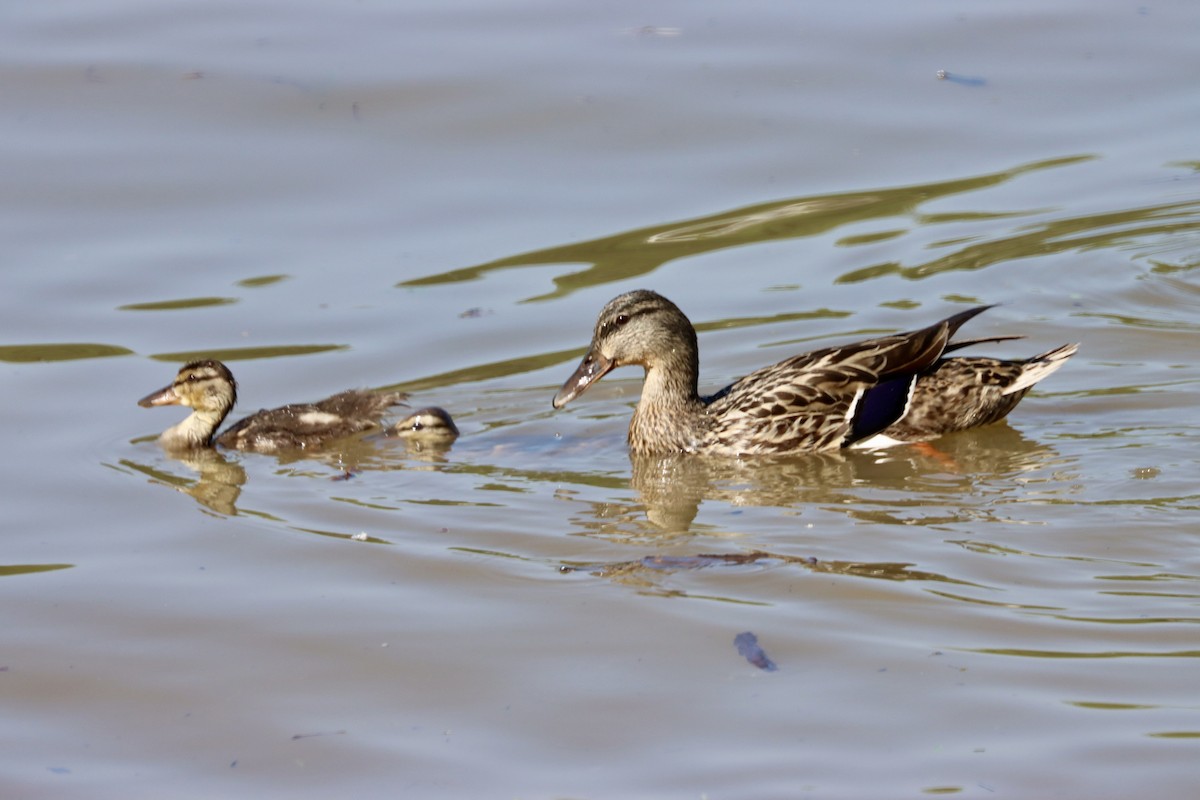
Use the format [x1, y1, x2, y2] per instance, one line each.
[879, 342, 1078, 441]
[702, 306, 992, 454]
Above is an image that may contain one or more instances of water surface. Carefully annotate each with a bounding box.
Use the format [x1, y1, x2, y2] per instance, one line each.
[3, 0, 1199, 797]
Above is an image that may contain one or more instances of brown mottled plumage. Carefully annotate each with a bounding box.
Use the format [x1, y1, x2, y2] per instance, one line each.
[552, 290, 1077, 456]
[138, 359, 432, 453]
[879, 341, 1077, 442]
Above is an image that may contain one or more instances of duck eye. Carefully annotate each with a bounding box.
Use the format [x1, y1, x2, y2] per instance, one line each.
[600, 313, 631, 339]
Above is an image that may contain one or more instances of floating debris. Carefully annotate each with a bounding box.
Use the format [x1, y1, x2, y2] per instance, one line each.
[734, 631, 778, 672]
[936, 69, 987, 87]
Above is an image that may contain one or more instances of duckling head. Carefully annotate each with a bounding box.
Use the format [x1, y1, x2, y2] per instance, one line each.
[139, 360, 238, 448]
[390, 406, 459, 442]
[139, 360, 238, 413]
[553, 289, 698, 408]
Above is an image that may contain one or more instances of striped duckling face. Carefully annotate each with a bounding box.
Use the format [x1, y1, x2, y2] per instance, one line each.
[138, 360, 238, 415]
[139, 360, 240, 449]
[390, 406, 459, 442]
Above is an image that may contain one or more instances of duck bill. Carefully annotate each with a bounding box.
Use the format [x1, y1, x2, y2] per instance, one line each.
[552, 350, 614, 408]
[138, 383, 182, 408]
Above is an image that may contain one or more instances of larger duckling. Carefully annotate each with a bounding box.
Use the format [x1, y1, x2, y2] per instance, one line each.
[139, 360, 453, 453]
[552, 290, 1077, 456]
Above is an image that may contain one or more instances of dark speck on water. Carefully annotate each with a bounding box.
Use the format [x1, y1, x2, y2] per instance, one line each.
[936, 69, 987, 87]
[734, 631, 779, 672]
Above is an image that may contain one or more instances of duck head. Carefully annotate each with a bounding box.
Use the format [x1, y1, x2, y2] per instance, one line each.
[552, 290, 699, 408]
[139, 360, 237, 448]
[390, 406, 459, 442]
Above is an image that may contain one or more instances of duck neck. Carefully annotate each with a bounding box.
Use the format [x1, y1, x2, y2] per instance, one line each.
[629, 347, 707, 454]
[160, 406, 229, 449]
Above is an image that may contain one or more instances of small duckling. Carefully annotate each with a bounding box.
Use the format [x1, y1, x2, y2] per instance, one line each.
[139, 359, 409, 453]
[389, 406, 460, 443]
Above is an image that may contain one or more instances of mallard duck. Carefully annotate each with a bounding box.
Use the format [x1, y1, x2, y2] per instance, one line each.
[388, 406, 460, 442]
[139, 359, 421, 453]
[552, 290, 1078, 456]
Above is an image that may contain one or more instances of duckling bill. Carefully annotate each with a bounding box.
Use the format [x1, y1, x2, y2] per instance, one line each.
[552, 290, 1078, 456]
[139, 359, 457, 452]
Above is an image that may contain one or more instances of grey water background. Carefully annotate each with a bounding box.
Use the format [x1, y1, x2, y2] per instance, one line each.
[3, 0, 1199, 797]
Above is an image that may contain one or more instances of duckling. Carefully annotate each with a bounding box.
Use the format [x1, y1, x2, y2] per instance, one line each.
[138, 359, 409, 453]
[389, 406, 460, 443]
[552, 290, 1078, 456]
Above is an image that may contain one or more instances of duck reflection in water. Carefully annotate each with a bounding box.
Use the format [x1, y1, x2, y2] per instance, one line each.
[556, 434, 1064, 599]
[559, 547, 980, 599]
[119, 448, 247, 516]
[561, 423, 1072, 537]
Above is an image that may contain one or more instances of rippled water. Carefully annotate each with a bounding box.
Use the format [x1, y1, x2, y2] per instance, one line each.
[4, 0, 1199, 797]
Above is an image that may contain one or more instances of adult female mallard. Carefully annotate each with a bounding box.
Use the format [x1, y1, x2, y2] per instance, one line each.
[139, 359, 456, 452]
[552, 290, 1077, 456]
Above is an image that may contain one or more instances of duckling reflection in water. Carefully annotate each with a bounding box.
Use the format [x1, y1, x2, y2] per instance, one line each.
[139, 359, 457, 453]
[120, 448, 247, 515]
[553, 290, 1078, 456]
